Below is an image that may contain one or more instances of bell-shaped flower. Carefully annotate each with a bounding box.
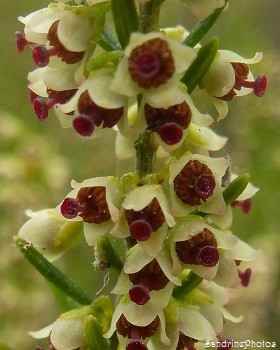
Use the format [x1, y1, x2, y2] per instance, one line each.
[110, 32, 197, 98]
[200, 50, 267, 120]
[170, 217, 238, 281]
[169, 152, 230, 216]
[29, 305, 94, 350]
[59, 176, 122, 246]
[111, 184, 175, 257]
[58, 73, 129, 138]
[181, 0, 227, 20]
[18, 208, 82, 262]
[104, 294, 171, 350]
[18, 3, 103, 68]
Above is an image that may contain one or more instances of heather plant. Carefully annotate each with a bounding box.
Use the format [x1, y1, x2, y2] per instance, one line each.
[13, 0, 267, 349]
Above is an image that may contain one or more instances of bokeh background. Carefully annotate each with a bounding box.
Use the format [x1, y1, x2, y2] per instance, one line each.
[1, 0, 279, 348]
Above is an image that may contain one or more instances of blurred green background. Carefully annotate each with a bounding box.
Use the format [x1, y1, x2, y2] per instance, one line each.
[1, 0, 279, 348]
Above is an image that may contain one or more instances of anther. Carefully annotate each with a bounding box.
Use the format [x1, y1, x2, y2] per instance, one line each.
[195, 245, 219, 267]
[73, 114, 95, 137]
[235, 74, 267, 97]
[231, 198, 252, 214]
[238, 267, 252, 287]
[33, 97, 59, 121]
[60, 197, 81, 219]
[129, 220, 152, 241]
[194, 174, 216, 198]
[158, 122, 183, 145]
[129, 284, 150, 305]
[32, 45, 62, 67]
[15, 31, 31, 53]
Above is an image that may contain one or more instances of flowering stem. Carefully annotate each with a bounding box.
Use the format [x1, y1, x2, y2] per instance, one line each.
[172, 272, 203, 299]
[14, 237, 92, 305]
[134, 131, 155, 178]
[139, 0, 163, 33]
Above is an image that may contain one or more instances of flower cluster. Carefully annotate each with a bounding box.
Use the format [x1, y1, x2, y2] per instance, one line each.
[15, 0, 267, 350]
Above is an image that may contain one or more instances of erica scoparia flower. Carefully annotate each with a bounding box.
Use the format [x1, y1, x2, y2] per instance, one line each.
[169, 152, 230, 216]
[110, 32, 197, 98]
[58, 73, 128, 137]
[18, 209, 82, 262]
[111, 184, 175, 257]
[200, 50, 267, 120]
[60, 176, 122, 246]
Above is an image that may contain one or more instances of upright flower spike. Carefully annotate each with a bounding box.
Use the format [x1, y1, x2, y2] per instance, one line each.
[169, 152, 230, 217]
[111, 184, 175, 257]
[110, 32, 197, 98]
[60, 176, 122, 246]
[200, 50, 267, 120]
[18, 209, 82, 262]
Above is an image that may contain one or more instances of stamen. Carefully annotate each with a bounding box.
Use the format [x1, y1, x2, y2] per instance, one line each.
[231, 198, 252, 214]
[238, 267, 252, 287]
[33, 97, 59, 121]
[235, 74, 267, 97]
[194, 174, 216, 198]
[15, 31, 30, 53]
[128, 38, 175, 89]
[73, 114, 95, 137]
[60, 197, 81, 219]
[32, 45, 62, 67]
[126, 341, 148, 350]
[129, 220, 152, 241]
[158, 122, 183, 145]
[129, 284, 150, 305]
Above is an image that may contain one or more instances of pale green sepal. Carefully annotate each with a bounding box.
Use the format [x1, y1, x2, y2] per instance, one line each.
[164, 297, 179, 324]
[54, 221, 82, 250]
[182, 37, 219, 94]
[84, 51, 123, 77]
[59, 305, 93, 319]
[91, 296, 114, 333]
[110, 0, 139, 48]
[223, 173, 250, 205]
[84, 315, 110, 350]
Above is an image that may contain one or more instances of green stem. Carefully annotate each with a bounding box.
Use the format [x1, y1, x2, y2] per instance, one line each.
[172, 272, 203, 299]
[134, 131, 155, 178]
[14, 237, 92, 305]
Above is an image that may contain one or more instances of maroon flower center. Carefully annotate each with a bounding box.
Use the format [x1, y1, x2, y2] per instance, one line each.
[177, 333, 198, 350]
[129, 284, 150, 305]
[129, 220, 152, 241]
[158, 122, 183, 145]
[73, 115, 95, 137]
[173, 160, 216, 206]
[128, 38, 175, 89]
[116, 314, 159, 340]
[128, 259, 169, 291]
[176, 228, 219, 267]
[60, 186, 111, 224]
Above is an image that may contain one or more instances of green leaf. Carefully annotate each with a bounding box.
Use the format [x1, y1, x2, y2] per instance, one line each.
[84, 315, 110, 350]
[99, 26, 121, 51]
[223, 173, 250, 205]
[110, 0, 139, 48]
[181, 37, 219, 93]
[184, 0, 229, 48]
[172, 272, 203, 299]
[14, 237, 92, 305]
[84, 51, 123, 77]
[96, 236, 124, 275]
